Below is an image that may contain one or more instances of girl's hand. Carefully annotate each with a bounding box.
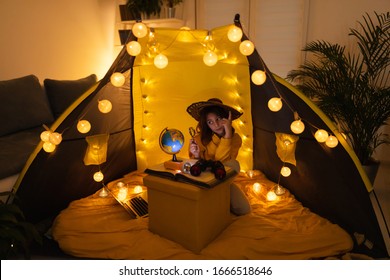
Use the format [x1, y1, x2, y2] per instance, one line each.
[189, 138, 200, 159]
[222, 111, 233, 139]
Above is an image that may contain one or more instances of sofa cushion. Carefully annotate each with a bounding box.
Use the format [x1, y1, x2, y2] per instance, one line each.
[44, 74, 97, 119]
[0, 75, 54, 137]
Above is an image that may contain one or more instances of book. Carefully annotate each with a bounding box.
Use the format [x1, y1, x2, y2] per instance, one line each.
[144, 159, 237, 189]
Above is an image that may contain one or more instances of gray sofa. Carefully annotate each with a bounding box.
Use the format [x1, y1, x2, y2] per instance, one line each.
[0, 74, 97, 195]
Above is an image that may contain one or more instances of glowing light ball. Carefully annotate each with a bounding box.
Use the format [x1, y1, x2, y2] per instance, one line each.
[134, 185, 143, 194]
[268, 97, 283, 112]
[290, 119, 305, 134]
[118, 187, 128, 201]
[239, 40, 254, 56]
[77, 120, 91, 134]
[280, 166, 291, 177]
[93, 171, 104, 182]
[126, 41, 141, 56]
[132, 22, 148, 38]
[43, 142, 56, 153]
[98, 99, 112, 113]
[266, 191, 277, 201]
[203, 50, 218, 66]
[247, 170, 255, 178]
[110, 72, 125, 87]
[154, 53, 168, 69]
[315, 129, 329, 143]
[40, 130, 51, 142]
[252, 182, 262, 193]
[251, 70, 266, 85]
[325, 135, 339, 148]
[227, 26, 243, 42]
[49, 132, 62, 145]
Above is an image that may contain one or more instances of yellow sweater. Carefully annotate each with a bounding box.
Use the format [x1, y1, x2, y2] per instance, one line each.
[190, 133, 242, 162]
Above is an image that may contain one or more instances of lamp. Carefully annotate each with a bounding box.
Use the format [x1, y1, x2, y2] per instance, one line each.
[110, 72, 125, 87]
[84, 134, 109, 165]
[126, 41, 142, 56]
[227, 25, 243, 42]
[251, 70, 266, 85]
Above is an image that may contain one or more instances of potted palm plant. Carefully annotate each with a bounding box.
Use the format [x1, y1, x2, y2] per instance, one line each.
[286, 12, 390, 181]
[0, 192, 42, 259]
[164, 0, 183, 18]
[126, 0, 163, 20]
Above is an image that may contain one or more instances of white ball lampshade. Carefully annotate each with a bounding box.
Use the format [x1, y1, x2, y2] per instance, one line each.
[126, 41, 141, 56]
[77, 120, 91, 134]
[203, 50, 218, 66]
[290, 119, 305, 134]
[110, 72, 125, 87]
[251, 70, 266, 85]
[93, 171, 104, 182]
[280, 166, 291, 177]
[268, 97, 283, 112]
[154, 53, 168, 69]
[40, 130, 51, 142]
[133, 185, 143, 194]
[49, 132, 62, 145]
[98, 99, 112, 114]
[43, 141, 56, 153]
[315, 129, 329, 143]
[227, 26, 243, 42]
[325, 135, 339, 148]
[252, 182, 262, 193]
[239, 40, 254, 56]
[132, 22, 148, 38]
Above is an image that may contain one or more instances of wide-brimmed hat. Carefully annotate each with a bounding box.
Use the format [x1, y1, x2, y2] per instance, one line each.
[187, 98, 243, 121]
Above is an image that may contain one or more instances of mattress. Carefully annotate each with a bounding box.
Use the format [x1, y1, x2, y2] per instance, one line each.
[52, 170, 353, 260]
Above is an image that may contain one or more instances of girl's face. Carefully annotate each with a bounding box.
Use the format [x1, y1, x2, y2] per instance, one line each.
[206, 112, 225, 136]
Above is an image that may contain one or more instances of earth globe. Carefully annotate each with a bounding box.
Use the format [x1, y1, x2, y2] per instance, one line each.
[159, 127, 185, 164]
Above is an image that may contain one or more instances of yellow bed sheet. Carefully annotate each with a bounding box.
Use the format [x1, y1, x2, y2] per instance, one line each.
[52, 170, 353, 260]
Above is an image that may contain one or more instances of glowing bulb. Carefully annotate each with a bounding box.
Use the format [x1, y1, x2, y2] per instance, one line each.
[110, 72, 125, 87]
[247, 170, 254, 178]
[154, 53, 168, 69]
[40, 130, 51, 142]
[77, 120, 91, 134]
[274, 184, 286, 195]
[203, 50, 218, 66]
[118, 186, 128, 201]
[49, 132, 62, 145]
[266, 191, 277, 201]
[290, 119, 305, 134]
[252, 182, 262, 193]
[239, 40, 254, 56]
[43, 142, 56, 153]
[315, 129, 329, 143]
[251, 70, 266, 85]
[268, 97, 283, 112]
[227, 26, 243, 42]
[98, 99, 112, 113]
[325, 135, 339, 148]
[132, 22, 148, 38]
[93, 171, 104, 182]
[280, 166, 291, 177]
[126, 41, 141, 56]
[134, 185, 143, 194]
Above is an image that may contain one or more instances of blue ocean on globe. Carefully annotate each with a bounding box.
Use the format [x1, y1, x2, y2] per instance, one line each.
[160, 129, 184, 154]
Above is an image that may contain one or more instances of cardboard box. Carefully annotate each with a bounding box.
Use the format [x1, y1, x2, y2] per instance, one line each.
[143, 175, 232, 253]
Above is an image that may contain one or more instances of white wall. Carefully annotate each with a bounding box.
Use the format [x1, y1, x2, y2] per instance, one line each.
[0, 0, 116, 81]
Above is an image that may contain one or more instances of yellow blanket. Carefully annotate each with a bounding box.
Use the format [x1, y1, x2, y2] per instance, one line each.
[52, 170, 353, 259]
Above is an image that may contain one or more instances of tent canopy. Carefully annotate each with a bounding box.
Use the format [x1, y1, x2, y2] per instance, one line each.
[14, 15, 388, 258]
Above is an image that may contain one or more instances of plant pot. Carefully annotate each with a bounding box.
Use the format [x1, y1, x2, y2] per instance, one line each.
[362, 159, 380, 185]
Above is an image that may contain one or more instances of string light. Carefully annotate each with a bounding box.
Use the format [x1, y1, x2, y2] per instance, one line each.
[98, 100, 113, 114]
[154, 53, 168, 69]
[93, 171, 104, 182]
[77, 120, 91, 134]
[132, 22, 148, 38]
[239, 40, 255, 56]
[203, 50, 218, 66]
[49, 132, 62, 145]
[126, 41, 142, 56]
[227, 25, 243, 42]
[268, 97, 283, 112]
[325, 135, 339, 148]
[314, 129, 329, 143]
[251, 70, 266, 85]
[110, 72, 125, 87]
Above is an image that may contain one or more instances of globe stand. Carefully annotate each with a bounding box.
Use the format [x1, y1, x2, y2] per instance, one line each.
[164, 154, 183, 170]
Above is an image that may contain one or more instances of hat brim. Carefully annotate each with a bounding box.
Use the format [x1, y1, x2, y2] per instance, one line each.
[187, 100, 243, 121]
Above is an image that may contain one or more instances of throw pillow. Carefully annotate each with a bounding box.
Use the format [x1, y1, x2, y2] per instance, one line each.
[44, 74, 97, 119]
[0, 75, 54, 137]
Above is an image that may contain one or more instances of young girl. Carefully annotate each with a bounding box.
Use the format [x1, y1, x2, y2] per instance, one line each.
[186, 98, 250, 215]
[186, 98, 242, 163]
